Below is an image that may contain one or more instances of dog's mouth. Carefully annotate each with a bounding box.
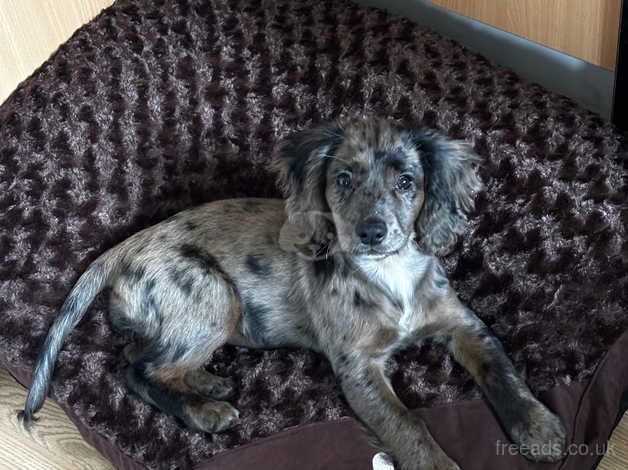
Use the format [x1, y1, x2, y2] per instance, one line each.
[353, 240, 407, 259]
[360, 250, 397, 260]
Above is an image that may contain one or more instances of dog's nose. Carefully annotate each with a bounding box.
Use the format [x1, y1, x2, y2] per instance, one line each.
[357, 217, 387, 246]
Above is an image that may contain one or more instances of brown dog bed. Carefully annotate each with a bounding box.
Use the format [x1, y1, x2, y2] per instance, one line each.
[0, 0, 626, 468]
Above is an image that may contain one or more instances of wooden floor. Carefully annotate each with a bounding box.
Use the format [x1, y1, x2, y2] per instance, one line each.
[0, 0, 114, 103]
[598, 412, 628, 470]
[0, 368, 626, 470]
[0, 369, 113, 470]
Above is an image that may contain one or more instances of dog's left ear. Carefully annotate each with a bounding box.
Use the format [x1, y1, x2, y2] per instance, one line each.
[272, 123, 345, 249]
[411, 130, 482, 256]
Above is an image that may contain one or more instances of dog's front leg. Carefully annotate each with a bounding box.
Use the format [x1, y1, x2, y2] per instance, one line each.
[444, 310, 566, 462]
[336, 356, 460, 470]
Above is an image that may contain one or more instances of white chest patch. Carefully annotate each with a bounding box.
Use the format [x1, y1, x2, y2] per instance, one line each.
[356, 247, 431, 331]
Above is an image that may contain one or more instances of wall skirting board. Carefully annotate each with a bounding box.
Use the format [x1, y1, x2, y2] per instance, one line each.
[356, 0, 618, 123]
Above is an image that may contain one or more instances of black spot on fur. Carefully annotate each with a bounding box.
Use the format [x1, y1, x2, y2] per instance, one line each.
[168, 266, 193, 296]
[139, 280, 159, 321]
[376, 150, 408, 172]
[180, 244, 220, 273]
[132, 338, 191, 373]
[179, 244, 238, 293]
[243, 300, 270, 344]
[312, 256, 335, 282]
[178, 277, 193, 296]
[144, 278, 156, 293]
[336, 352, 349, 367]
[123, 266, 147, 284]
[245, 254, 272, 276]
[141, 292, 158, 316]
[183, 221, 198, 231]
[168, 266, 183, 285]
[179, 246, 231, 286]
[126, 366, 184, 417]
[109, 306, 148, 341]
[353, 291, 371, 308]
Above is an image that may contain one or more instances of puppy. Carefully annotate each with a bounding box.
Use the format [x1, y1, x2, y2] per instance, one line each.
[21, 118, 566, 469]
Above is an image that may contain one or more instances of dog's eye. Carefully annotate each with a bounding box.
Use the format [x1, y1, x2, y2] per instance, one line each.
[336, 172, 352, 188]
[395, 174, 413, 191]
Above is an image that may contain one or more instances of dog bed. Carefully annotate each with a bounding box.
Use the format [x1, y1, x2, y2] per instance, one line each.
[0, 0, 626, 468]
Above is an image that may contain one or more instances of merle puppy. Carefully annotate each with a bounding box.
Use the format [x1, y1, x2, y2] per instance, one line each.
[21, 118, 566, 469]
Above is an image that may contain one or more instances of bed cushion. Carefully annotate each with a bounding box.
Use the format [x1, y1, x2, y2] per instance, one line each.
[0, 0, 626, 468]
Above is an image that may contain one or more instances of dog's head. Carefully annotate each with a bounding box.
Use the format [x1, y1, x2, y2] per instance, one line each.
[273, 118, 481, 258]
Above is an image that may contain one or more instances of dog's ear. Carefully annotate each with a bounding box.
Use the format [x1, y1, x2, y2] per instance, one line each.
[272, 123, 344, 250]
[411, 130, 482, 256]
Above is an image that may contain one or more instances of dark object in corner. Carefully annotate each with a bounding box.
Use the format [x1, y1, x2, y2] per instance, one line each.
[613, 0, 628, 131]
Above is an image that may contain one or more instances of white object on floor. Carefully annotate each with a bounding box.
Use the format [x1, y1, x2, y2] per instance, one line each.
[372, 452, 395, 470]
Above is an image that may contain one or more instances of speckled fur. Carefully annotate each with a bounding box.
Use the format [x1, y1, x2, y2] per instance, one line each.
[21, 119, 566, 469]
[0, 0, 626, 468]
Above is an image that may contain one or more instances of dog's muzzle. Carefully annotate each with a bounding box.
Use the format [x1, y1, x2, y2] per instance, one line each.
[356, 216, 387, 246]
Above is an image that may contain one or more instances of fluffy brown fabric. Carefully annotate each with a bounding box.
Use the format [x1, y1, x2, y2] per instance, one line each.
[0, 0, 626, 468]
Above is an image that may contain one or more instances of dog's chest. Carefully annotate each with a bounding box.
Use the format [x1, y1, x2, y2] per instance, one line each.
[356, 250, 430, 331]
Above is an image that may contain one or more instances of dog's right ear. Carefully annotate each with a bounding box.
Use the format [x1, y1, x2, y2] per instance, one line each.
[272, 123, 344, 248]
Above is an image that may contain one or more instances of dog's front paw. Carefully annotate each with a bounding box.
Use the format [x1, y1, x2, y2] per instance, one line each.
[511, 402, 566, 462]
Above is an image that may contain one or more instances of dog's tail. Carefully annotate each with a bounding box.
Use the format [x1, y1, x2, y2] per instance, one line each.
[18, 249, 122, 428]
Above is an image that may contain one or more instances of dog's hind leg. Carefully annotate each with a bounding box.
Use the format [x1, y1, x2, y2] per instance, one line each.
[124, 322, 241, 432]
[126, 348, 240, 433]
[114, 255, 242, 432]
